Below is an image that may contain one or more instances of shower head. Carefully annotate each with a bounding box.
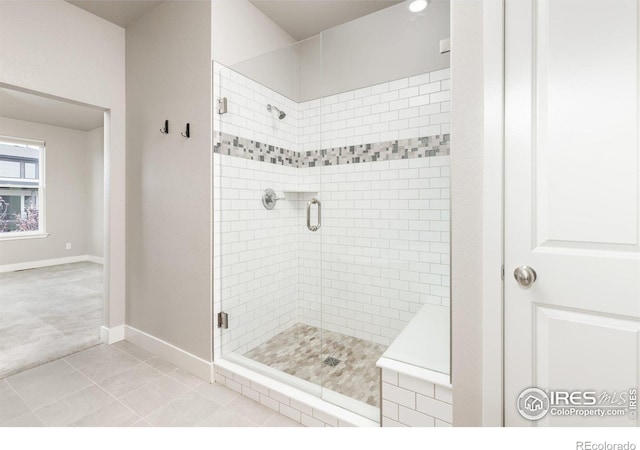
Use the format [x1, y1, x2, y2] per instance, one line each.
[267, 104, 286, 120]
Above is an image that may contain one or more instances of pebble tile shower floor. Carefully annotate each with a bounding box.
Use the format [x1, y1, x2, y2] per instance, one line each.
[244, 323, 387, 407]
[0, 342, 300, 427]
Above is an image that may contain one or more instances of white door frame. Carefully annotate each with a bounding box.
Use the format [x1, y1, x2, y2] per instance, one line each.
[482, 0, 506, 426]
[450, 0, 505, 427]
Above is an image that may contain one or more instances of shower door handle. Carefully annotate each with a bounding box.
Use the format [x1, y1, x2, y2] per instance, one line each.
[306, 198, 321, 232]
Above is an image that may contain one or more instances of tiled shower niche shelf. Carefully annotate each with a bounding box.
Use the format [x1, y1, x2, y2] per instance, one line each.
[282, 189, 319, 194]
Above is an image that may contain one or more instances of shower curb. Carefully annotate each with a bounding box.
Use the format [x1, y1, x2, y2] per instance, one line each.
[214, 359, 379, 427]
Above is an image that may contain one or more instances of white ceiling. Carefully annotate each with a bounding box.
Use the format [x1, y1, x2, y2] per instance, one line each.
[66, 1, 163, 28]
[250, 0, 404, 40]
[66, 1, 403, 38]
[0, 88, 105, 132]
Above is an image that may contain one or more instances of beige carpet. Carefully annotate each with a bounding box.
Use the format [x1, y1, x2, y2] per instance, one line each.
[0, 262, 103, 378]
[244, 323, 386, 407]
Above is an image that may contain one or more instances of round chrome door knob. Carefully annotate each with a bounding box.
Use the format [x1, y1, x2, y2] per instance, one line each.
[513, 265, 537, 288]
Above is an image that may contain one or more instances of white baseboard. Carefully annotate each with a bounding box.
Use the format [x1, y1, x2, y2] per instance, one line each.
[124, 325, 213, 382]
[0, 254, 104, 273]
[86, 255, 104, 265]
[100, 325, 125, 345]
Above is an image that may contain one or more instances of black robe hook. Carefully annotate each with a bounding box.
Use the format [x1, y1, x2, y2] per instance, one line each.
[181, 123, 190, 138]
[160, 120, 169, 134]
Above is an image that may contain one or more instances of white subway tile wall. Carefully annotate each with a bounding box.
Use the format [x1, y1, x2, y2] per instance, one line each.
[380, 368, 452, 427]
[214, 62, 299, 151]
[299, 69, 451, 151]
[299, 158, 450, 347]
[213, 61, 450, 355]
[213, 153, 301, 356]
[214, 62, 451, 153]
[213, 159, 450, 353]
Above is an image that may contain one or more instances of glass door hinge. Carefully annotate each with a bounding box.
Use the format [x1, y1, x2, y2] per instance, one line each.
[217, 98, 228, 115]
[217, 312, 228, 329]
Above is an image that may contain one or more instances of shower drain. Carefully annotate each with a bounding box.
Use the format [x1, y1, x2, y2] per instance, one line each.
[323, 356, 341, 367]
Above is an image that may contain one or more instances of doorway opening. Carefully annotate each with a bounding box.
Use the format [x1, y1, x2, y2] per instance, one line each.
[0, 86, 109, 377]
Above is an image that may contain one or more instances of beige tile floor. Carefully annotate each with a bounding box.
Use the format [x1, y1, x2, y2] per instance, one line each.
[0, 341, 301, 427]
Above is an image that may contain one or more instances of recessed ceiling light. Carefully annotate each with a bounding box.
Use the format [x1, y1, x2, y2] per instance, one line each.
[409, 0, 428, 13]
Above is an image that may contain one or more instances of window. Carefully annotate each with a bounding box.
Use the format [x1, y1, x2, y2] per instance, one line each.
[0, 137, 45, 237]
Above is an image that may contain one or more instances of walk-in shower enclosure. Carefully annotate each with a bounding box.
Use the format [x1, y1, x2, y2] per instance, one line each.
[213, 1, 451, 421]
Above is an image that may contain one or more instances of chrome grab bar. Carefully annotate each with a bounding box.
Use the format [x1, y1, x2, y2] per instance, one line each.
[306, 198, 321, 232]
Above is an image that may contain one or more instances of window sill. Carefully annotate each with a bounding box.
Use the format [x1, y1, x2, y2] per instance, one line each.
[0, 232, 49, 242]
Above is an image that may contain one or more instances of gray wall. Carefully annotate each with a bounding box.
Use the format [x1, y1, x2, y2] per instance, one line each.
[227, 0, 449, 102]
[228, 34, 321, 104]
[212, 0, 296, 67]
[231, 41, 300, 101]
[451, 0, 484, 427]
[229, 34, 323, 104]
[126, 1, 212, 361]
[212, 0, 298, 103]
[0, 117, 103, 265]
[296, 36, 322, 102]
[125, 0, 300, 366]
[320, 0, 450, 98]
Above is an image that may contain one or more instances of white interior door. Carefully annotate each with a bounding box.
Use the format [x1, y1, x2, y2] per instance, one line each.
[504, 0, 640, 426]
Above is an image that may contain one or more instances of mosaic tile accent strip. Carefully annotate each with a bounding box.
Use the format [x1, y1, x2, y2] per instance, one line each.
[302, 134, 450, 167]
[244, 323, 387, 407]
[214, 132, 450, 168]
[214, 133, 305, 167]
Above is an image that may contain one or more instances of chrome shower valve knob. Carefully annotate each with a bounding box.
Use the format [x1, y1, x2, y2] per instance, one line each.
[262, 188, 282, 210]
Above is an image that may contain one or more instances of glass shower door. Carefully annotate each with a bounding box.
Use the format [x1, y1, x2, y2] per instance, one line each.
[213, 0, 451, 423]
[317, 1, 451, 420]
[213, 39, 325, 399]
